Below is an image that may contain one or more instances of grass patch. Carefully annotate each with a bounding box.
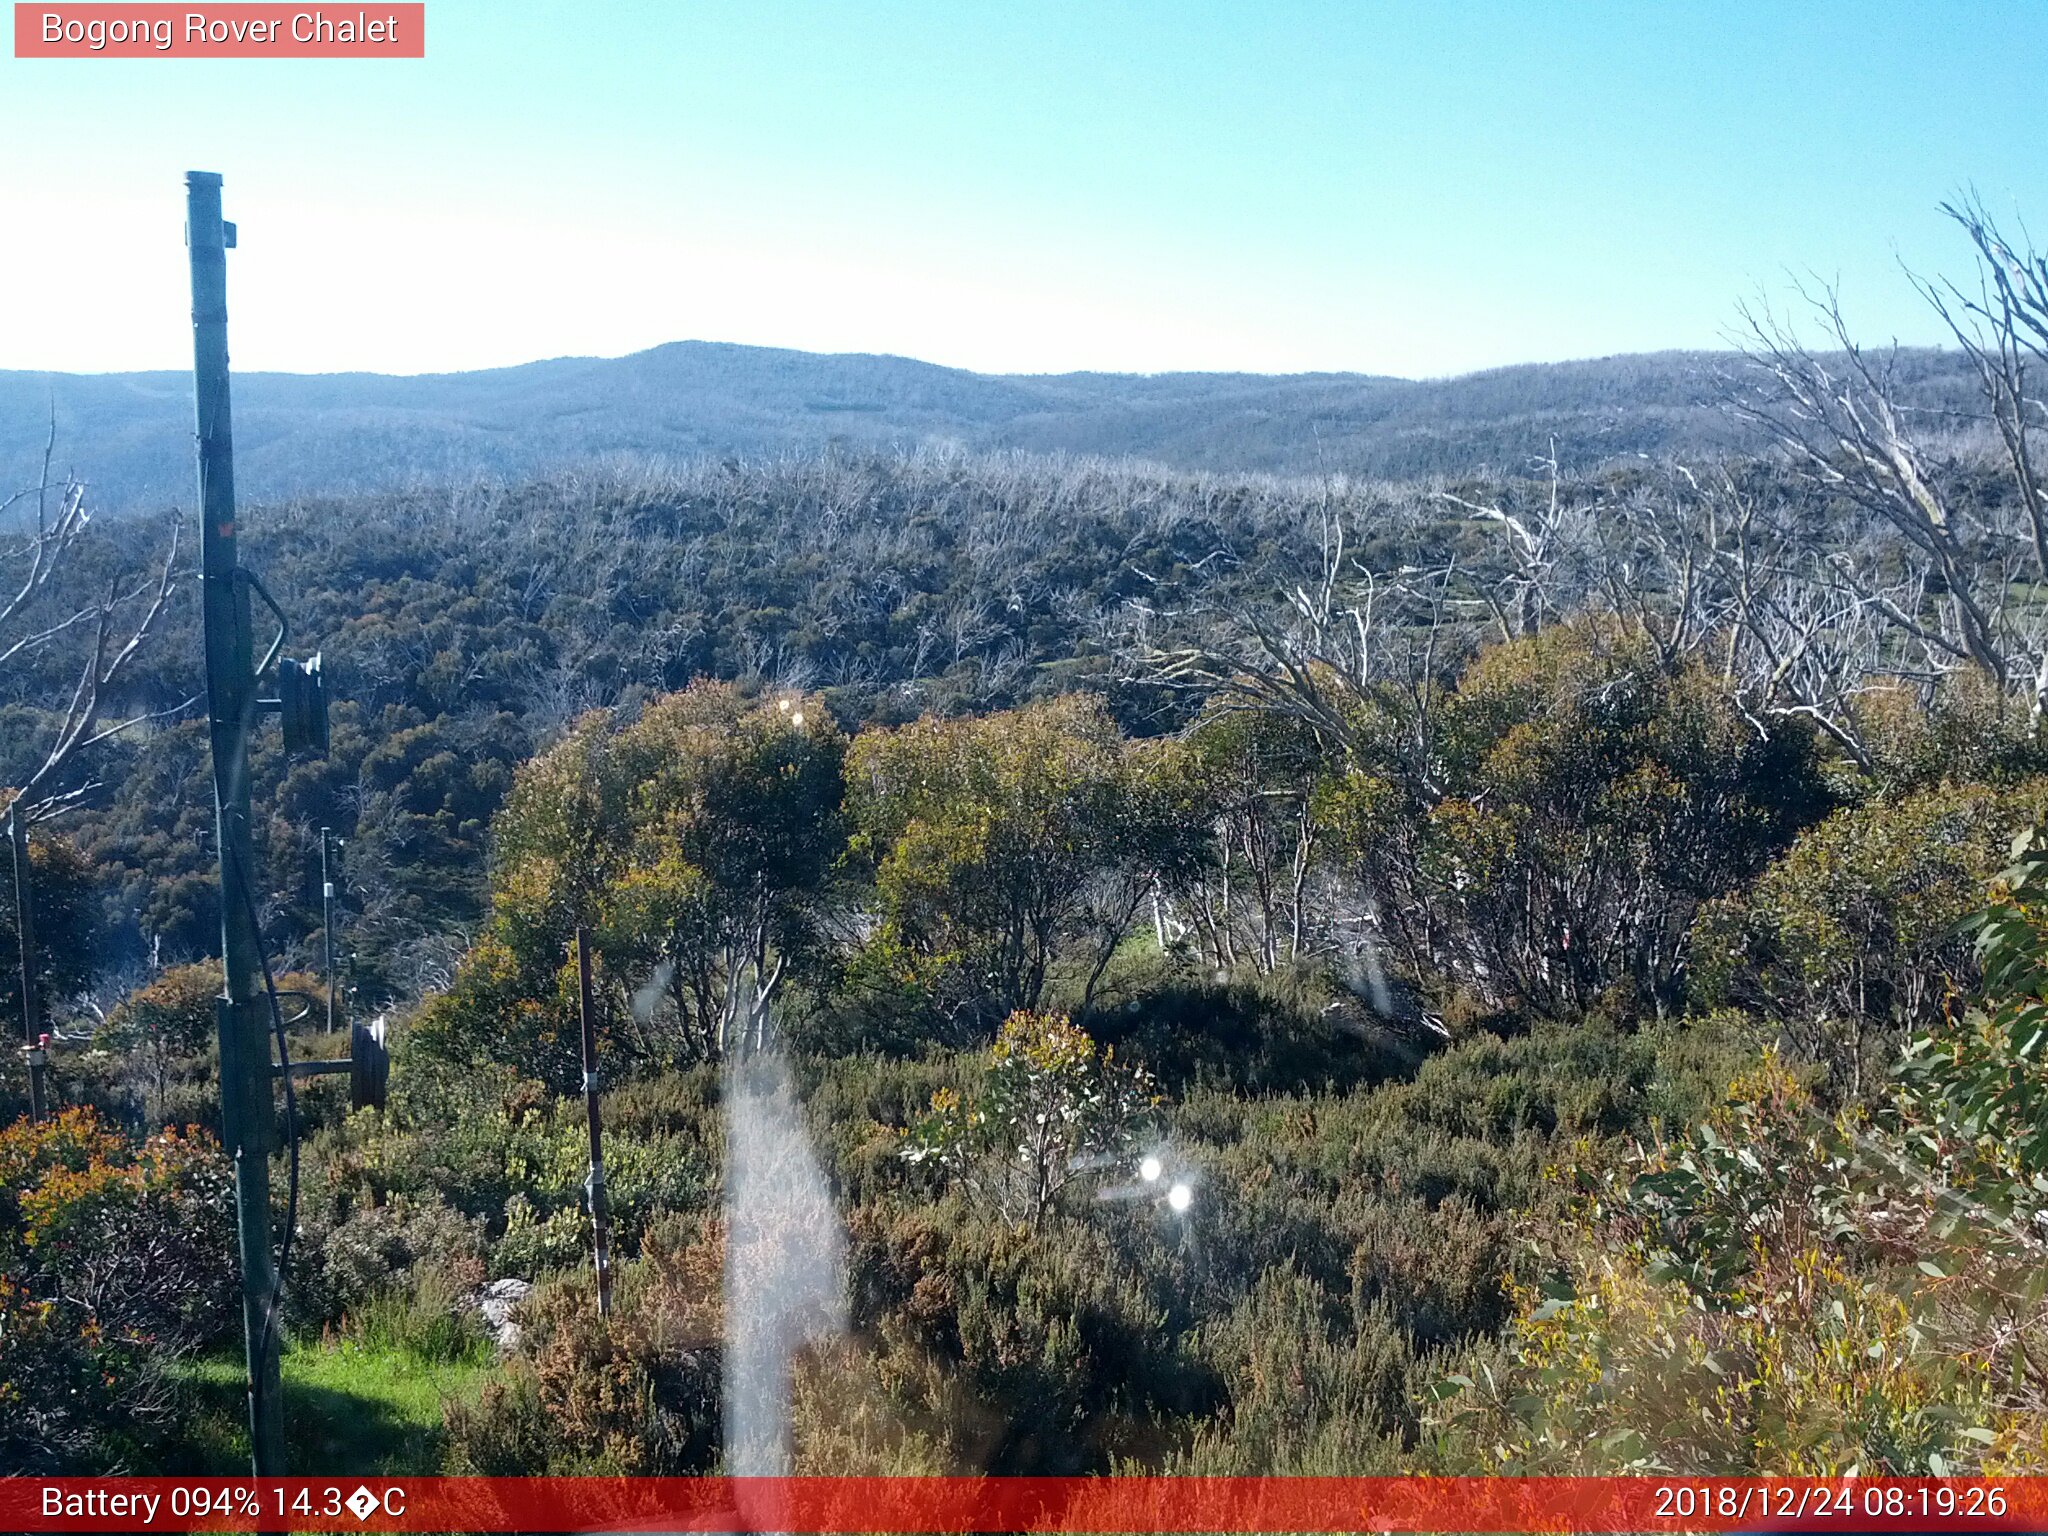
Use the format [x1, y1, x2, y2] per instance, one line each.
[165, 1338, 498, 1475]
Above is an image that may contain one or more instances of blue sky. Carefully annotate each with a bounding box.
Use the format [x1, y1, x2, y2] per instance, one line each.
[3, 0, 2044, 377]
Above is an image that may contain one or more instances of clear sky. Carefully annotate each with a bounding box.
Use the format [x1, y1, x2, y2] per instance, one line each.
[3, 0, 2045, 379]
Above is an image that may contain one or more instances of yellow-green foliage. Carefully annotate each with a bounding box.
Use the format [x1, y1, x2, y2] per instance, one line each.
[1426, 1034, 2048, 1474]
[410, 680, 847, 1086]
[1696, 779, 2048, 1097]
[1848, 671, 2048, 799]
[1318, 616, 1828, 1019]
[902, 1010, 1158, 1230]
[846, 694, 1193, 1025]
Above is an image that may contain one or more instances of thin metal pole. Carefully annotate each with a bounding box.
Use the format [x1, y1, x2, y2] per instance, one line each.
[189, 169, 286, 1477]
[576, 927, 613, 1318]
[10, 805, 48, 1120]
[320, 828, 336, 1036]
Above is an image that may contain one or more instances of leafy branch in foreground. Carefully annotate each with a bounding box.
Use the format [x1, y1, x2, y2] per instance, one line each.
[1425, 828, 2048, 1475]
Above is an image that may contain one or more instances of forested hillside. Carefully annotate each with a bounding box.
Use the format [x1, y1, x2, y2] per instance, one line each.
[0, 341, 1987, 513]
[10, 204, 2048, 1482]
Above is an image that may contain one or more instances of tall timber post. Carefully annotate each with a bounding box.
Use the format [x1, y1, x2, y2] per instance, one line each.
[187, 169, 288, 1476]
[10, 804, 48, 1119]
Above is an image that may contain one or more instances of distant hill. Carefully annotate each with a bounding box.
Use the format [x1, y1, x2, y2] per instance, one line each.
[0, 340, 1984, 512]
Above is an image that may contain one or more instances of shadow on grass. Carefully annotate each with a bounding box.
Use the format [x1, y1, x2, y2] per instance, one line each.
[164, 1343, 499, 1475]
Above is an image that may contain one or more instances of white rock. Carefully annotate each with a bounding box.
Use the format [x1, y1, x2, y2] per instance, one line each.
[469, 1277, 531, 1351]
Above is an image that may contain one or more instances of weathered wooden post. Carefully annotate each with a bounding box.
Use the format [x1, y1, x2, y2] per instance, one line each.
[189, 167, 289, 1477]
[577, 927, 614, 1317]
[9, 803, 48, 1119]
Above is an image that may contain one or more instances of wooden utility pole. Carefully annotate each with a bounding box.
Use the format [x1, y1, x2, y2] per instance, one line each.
[9, 804, 48, 1119]
[576, 927, 614, 1318]
[189, 169, 286, 1477]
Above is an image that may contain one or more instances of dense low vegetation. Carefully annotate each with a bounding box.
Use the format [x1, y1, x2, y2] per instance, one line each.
[13, 620, 2048, 1474]
[12, 201, 2048, 1478]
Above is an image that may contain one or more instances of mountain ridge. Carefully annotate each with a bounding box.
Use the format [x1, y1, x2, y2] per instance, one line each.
[0, 338, 1979, 512]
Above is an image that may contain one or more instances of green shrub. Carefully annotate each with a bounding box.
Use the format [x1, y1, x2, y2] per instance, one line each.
[294, 1195, 487, 1331]
[1848, 672, 2048, 799]
[846, 1197, 1214, 1474]
[444, 1218, 722, 1475]
[342, 1269, 490, 1366]
[492, 1195, 591, 1279]
[1695, 778, 2048, 1096]
[901, 1011, 1157, 1231]
[1426, 845, 2048, 1481]
[97, 963, 219, 1129]
[1318, 615, 1830, 1021]
[1163, 1266, 1413, 1472]
[1422, 1052, 2039, 1473]
[1091, 965, 1413, 1097]
[846, 695, 1194, 1027]
[0, 830, 97, 1068]
[0, 1110, 235, 1471]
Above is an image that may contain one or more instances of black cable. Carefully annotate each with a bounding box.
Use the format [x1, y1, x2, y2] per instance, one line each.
[212, 576, 303, 1453]
[230, 841, 299, 1406]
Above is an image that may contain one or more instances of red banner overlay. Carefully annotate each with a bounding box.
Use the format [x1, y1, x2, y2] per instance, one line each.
[14, 4, 423, 57]
[2, 1478, 2045, 1533]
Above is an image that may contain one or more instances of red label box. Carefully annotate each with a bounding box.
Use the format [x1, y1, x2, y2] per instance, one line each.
[14, 3, 425, 57]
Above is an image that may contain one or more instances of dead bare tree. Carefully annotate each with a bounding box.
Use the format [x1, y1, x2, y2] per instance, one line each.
[1434, 442, 1608, 643]
[1142, 489, 1469, 804]
[1737, 294, 2004, 661]
[1581, 464, 1899, 769]
[1913, 194, 2048, 713]
[1587, 465, 1740, 667]
[3, 431, 190, 1111]
[2, 432, 191, 821]
[1730, 205, 2048, 730]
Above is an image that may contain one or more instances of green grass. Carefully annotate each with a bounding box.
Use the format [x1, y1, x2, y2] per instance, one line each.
[167, 1337, 499, 1475]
